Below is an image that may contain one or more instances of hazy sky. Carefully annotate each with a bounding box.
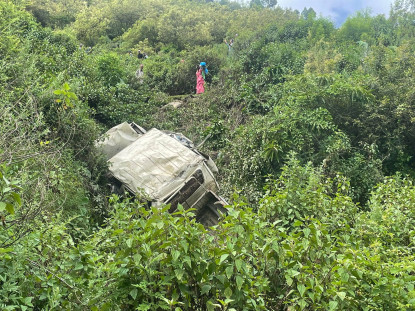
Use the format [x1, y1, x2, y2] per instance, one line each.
[276, 0, 394, 26]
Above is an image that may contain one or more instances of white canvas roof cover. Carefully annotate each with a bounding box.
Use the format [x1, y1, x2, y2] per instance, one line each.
[108, 128, 205, 201]
[96, 122, 142, 160]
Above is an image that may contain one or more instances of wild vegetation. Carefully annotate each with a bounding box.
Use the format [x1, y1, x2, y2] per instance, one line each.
[2, 0, 415, 309]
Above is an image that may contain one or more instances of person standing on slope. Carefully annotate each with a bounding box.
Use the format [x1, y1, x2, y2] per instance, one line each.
[137, 49, 144, 59]
[136, 64, 144, 84]
[196, 62, 208, 94]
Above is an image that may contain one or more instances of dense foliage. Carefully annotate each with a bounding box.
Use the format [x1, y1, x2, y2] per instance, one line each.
[2, 0, 415, 309]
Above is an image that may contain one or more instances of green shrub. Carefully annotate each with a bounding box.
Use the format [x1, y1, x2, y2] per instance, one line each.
[96, 52, 125, 86]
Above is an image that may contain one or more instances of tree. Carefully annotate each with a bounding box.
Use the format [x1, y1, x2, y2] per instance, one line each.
[26, 0, 85, 28]
[337, 10, 374, 43]
[263, 0, 277, 8]
[301, 7, 316, 20]
[250, 0, 277, 8]
[73, 7, 110, 46]
[390, 0, 415, 42]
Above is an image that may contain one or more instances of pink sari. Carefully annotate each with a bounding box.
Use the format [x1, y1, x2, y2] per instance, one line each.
[196, 69, 205, 94]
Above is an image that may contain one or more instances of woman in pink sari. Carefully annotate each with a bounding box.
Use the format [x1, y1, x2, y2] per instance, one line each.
[196, 65, 205, 94]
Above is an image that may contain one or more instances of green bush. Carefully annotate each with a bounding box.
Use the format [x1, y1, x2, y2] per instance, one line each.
[96, 52, 125, 87]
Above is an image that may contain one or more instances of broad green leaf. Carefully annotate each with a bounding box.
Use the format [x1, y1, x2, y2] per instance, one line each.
[172, 250, 180, 261]
[0, 202, 5, 212]
[337, 292, 346, 301]
[126, 238, 133, 248]
[134, 254, 142, 265]
[183, 256, 191, 268]
[180, 241, 188, 253]
[308, 292, 315, 302]
[39, 293, 47, 301]
[329, 300, 338, 310]
[341, 272, 349, 283]
[75, 263, 83, 270]
[297, 284, 306, 297]
[11, 192, 21, 206]
[201, 284, 211, 295]
[225, 266, 233, 279]
[299, 299, 307, 310]
[236, 276, 243, 290]
[130, 288, 138, 300]
[219, 254, 229, 264]
[5, 203, 14, 215]
[216, 274, 226, 284]
[235, 259, 243, 272]
[23, 297, 33, 306]
[293, 220, 303, 227]
[175, 269, 184, 280]
[224, 287, 232, 299]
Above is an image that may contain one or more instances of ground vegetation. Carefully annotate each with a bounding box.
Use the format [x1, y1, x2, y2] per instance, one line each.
[2, 0, 415, 309]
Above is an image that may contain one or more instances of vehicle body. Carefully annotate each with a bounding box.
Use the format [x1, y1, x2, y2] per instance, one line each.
[97, 122, 227, 226]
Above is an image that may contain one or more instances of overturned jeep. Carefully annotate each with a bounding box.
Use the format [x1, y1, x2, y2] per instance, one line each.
[97, 122, 227, 226]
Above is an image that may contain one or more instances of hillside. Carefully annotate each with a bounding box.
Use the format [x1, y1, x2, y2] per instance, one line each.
[2, 0, 415, 309]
